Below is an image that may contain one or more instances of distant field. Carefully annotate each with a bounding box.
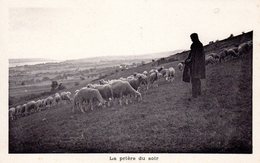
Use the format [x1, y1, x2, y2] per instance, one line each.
[8, 56, 152, 106]
[9, 50, 252, 153]
[9, 78, 91, 97]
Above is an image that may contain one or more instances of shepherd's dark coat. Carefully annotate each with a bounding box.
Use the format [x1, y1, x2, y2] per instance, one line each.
[187, 40, 206, 79]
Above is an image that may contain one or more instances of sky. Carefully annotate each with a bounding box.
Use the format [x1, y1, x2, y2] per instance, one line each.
[6, 0, 258, 60]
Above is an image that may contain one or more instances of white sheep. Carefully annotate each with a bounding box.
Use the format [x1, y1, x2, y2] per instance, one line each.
[166, 67, 175, 82]
[21, 104, 27, 116]
[25, 101, 37, 115]
[15, 105, 22, 117]
[87, 84, 113, 107]
[157, 67, 174, 82]
[143, 70, 148, 76]
[127, 75, 135, 80]
[148, 71, 159, 88]
[54, 93, 62, 105]
[219, 50, 226, 63]
[36, 99, 44, 111]
[109, 80, 142, 106]
[99, 79, 109, 85]
[205, 55, 216, 65]
[218, 48, 238, 63]
[208, 53, 220, 60]
[226, 48, 239, 58]
[238, 42, 251, 56]
[135, 73, 149, 91]
[149, 69, 156, 74]
[44, 96, 54, 108]
[247, 40, 252, 48]
[127, 74, 148, 91]
[72, 87, 105, 113]
[9, 107, 16, 120]
[159, 68, 168, 77]
[66, 91, 72, 96]
[177, 62, 184, 71]
[60, 91, 72, 104]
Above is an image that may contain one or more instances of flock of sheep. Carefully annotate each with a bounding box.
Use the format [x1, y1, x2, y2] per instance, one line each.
[9, 66, 177, 120]
[205, 40, 252, 65]
[9, 40, 252, 120]
[9, 91, 72, 120]
[72, 66, 176, 113]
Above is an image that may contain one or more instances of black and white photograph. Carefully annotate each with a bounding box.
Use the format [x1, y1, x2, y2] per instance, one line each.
[1, 0, 260, 162]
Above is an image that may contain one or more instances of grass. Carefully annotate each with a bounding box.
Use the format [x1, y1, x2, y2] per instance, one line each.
[9, 50, 252, 153]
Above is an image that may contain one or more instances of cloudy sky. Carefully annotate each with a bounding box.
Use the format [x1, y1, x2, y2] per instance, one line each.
[7, 0, 258, 60]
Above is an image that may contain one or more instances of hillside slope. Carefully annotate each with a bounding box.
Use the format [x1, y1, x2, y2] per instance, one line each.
[9, 49, 252, 153]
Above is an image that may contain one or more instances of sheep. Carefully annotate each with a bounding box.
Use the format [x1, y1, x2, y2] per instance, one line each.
[54, 93, 62, 105]
[44, 96, 54, 108]
[143, 71, 148, 76]
[157, 67, 174, 82]
[205, 55, 216, 65]
[120, 77, 128, 81]
[149, 69, 156, 74]
[247, 40, 252, 48]
[87, 84, 113, 107]
[60, 91, 72, 104]
[15, 105, 22, 117]
[109, 80, 142, 106]
[127, 75, 135, 80]
[72, 87, 105, 113]
[66, 91, 72, 96]
[148, 71, 159, 88]
[177, 62, 184, 71]
[99, 79, 109, 85]
[135, 73, 149, 90]
[166, 67, 175, 82]
[219, 50, 228, 63]
[226, 48, 239, 58]
[21, 104, 27, 116]
[133, 72, 139, 76]
[238, 42, 251, 56]
[127, 74, 148, 91]
[158, 67, 175, 81]
[208, 53, 220, 60]
[9, 107, 16, 120]
[159, 68, 168, 77]
[157, 66, 164, 73]
[218, 48, 239, 63]
[25, 101, 37, 115]
[36, 99, 44, 111]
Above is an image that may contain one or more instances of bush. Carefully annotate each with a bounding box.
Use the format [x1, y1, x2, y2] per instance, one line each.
[58, 83, 66, 90]
[51, 81, 58, 91]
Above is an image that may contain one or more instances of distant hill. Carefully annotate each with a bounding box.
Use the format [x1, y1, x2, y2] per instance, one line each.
[63, 49, 184, 64]
[9, 58, 60, 67]
[9, 58, 58, 63]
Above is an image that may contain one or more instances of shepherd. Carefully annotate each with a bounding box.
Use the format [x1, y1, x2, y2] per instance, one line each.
[185, 33, 206, 98]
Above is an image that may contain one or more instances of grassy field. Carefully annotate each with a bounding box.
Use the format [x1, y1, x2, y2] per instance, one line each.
[9, 48, 252, 153]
